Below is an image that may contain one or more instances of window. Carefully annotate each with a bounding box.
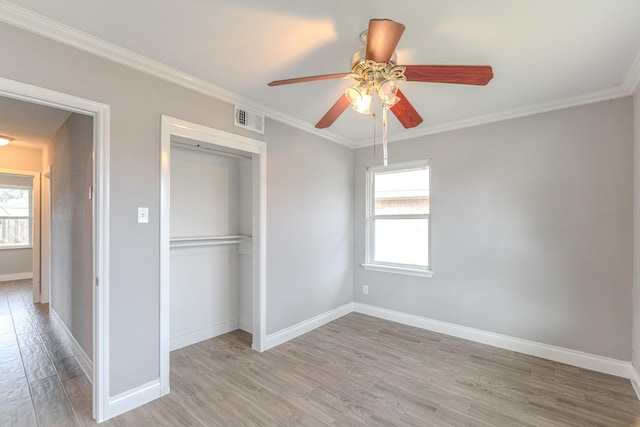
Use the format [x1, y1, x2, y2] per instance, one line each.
[0, 184, 32, 249]
[363, 161, 432, 277]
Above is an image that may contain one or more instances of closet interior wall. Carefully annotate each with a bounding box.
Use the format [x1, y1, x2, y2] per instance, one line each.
[169, 142, 252, 351]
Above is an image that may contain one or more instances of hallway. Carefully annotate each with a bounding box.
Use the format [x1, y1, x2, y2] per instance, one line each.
[0, 279, 93, 426]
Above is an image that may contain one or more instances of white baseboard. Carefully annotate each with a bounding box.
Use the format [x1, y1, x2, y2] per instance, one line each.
[106, 380, 161, 420]
[0, 272, 32, 282]
[354, 303, 634, 379]
[49, 308, 93, 382]
[170, 319, 240, 351]
[631, 366, 640, 399]
[239, 317, 252, 334]
[264, 302, 354, 351]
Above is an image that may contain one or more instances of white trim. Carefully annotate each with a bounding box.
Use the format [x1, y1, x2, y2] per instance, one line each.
[0, 245, 33, 251]
[50, 308, 93, 381]
[252, 142, 267, 352]
[0, 77, 111, 423]
[354, 303, 634, 379]
[160, 115, 267, 395]
[365, 161, 431, 273]
[106, 380, 161, 420]
[0, 272, 32, 282]
[631, 367, 640, 400]
[2, 2, 638, 149]
[263, 303, 354, 351]
[361, 263, 433, 277]
[170, 319, 240, 352]
[623, 46, 640, 95]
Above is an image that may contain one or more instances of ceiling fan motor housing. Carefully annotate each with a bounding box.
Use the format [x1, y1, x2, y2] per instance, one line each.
[350, 48, 397, 74]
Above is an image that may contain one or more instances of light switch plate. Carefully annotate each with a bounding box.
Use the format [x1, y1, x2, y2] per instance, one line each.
[138, 207, 149, 223]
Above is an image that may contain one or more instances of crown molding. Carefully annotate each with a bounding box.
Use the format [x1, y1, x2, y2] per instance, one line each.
[1, 1, 638, 150]
[0, 2, 354, 148]
[353, 85, 632, 148]
[623, 46, 640, 95]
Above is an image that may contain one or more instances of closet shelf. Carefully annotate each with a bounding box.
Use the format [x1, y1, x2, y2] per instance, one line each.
[170, 235, 251, 248]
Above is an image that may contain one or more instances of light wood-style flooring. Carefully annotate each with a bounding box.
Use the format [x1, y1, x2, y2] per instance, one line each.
[2, 279, 640, 426]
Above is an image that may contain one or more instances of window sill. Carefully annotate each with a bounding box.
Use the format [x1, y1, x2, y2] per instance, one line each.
[361, 263, 433, 278]
[0, 245, 32, 251]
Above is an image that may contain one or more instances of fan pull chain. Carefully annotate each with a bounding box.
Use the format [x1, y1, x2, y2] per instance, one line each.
[382, 104, 389, 167]
[372, 112, 377, 160]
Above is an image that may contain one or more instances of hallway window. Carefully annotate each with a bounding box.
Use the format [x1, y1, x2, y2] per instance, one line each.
[0, 185, 32, 248]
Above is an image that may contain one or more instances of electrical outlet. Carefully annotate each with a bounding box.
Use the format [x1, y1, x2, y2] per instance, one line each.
[363, 285, 369, 295]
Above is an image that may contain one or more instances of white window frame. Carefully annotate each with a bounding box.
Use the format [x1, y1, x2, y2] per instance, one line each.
[0, 183, 33, 250]
[362, 160, 433, 277]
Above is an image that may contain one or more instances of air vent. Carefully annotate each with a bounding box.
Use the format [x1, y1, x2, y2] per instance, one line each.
[234, 106, 264, 134]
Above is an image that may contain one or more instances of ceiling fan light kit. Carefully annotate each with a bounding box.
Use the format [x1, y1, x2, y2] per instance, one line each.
[0, 135, 13, 147]
[269, 18, 494, 166]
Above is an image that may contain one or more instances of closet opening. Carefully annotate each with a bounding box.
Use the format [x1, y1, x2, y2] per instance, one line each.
[169, 139, 254, 349]
[159, 115, 266, 396]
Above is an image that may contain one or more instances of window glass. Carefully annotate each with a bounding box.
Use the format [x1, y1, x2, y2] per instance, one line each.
[374, 218, 429, 266]
[374, 169, 429, 215]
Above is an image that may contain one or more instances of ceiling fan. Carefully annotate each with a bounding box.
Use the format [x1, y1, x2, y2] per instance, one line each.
[268, 19, 494, 130]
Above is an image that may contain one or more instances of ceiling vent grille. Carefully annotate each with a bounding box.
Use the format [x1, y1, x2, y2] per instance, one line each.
[234, 106, 264, 134]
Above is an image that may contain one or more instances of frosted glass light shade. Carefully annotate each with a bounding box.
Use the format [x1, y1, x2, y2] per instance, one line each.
[0, 136, 13, 146]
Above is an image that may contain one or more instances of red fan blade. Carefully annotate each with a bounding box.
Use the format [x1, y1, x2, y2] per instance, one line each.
[390, 89, 423, 129]
[404, 65, 493, 85]
[366, 19, 406, 63]
[316, 95, 351, 128]
[268, 73, 348, 86]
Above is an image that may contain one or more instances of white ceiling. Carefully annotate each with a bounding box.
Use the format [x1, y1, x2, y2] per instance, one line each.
[2, 0, 640, 147]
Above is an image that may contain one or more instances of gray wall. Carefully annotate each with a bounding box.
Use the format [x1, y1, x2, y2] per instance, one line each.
[633, 91, 640, 371]
[266, 120, 353, 333]
[0, 22, 354, 395]
[0, 166, 38, 278]
[50, 113, 94, 359]
[354, 98, 634, 360]
[0, 248, 32, 277]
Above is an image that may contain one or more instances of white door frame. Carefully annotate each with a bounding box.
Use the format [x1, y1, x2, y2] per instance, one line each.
[0, 77, 110, 422]
[159, 115, 266, 395]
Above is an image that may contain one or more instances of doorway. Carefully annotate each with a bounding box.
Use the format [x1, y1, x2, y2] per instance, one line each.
[0, 77, 110, 421]
[159, 115, 266, 395]
[0, 170, 40, 295]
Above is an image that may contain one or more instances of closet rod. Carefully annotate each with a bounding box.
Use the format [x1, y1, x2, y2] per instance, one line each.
[170, 240, 246, 248]
[170, 235, 251, 249]
[171, 141, 251, 160]
[171, 235, 250, 242]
